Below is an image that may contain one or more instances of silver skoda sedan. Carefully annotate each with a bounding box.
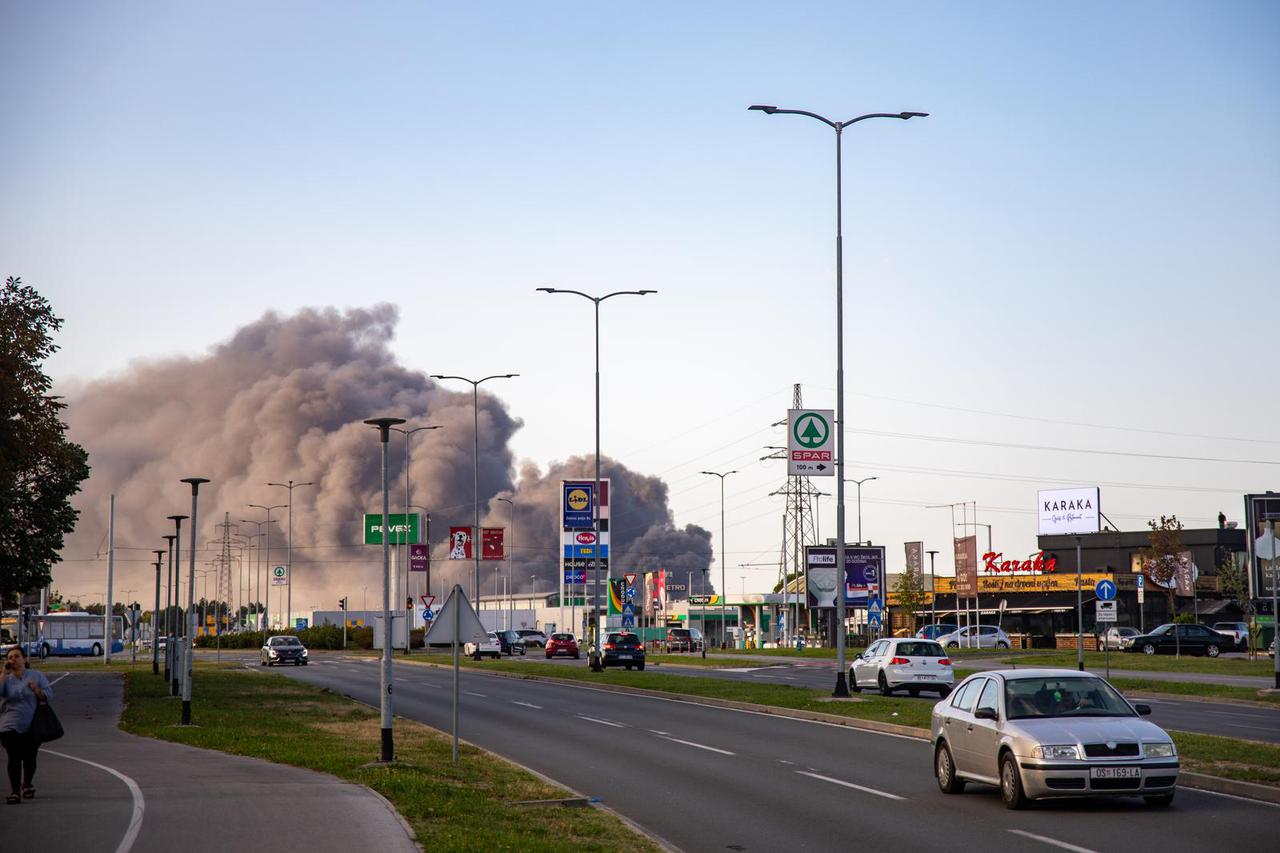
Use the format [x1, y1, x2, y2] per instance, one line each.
[931, 669, 1178, 809]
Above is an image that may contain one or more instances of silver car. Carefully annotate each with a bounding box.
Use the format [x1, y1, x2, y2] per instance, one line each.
[850, 638, 954, 697]
[935, 624, 1011, 649]
[1098, 626, 1141, 650]
[931, 669, 1178, 809]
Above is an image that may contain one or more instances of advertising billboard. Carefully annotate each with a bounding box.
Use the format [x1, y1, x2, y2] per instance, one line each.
[954, 535, 978, 598]
[1037, 487, 1101, 536]
[804, 545, 884, 607]
[1245, 493, 1280, 598]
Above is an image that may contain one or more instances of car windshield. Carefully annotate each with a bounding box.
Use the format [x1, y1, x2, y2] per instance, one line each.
[669, 630, 690, 638]
[551, 633, 574, 641]
[271, 637, 301, 647]
[1149, 624, 1173, 636]
[896, 641, 945, 657]
[486, 633, 498, 641]
[609, 633, 639, 644]
[1005, 677, 1133, 719]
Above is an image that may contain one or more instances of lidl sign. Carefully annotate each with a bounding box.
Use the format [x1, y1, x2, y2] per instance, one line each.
[363, 513, 422, 545]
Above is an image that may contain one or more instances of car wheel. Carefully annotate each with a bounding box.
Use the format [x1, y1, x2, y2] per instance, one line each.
[573, 653, 580, 659]
[260, 658, 266, 666]
[1144, 792, 1175, 807]
[908, 687, 920, 697]
[946, 642, 959, 649]
[1143, 643, 1157, 655]
[545, 653, 552, 659]
[996, 641, 1009, 649]
[92, 643, 102, 657]
[1000, 753, 1029, 810]
[637, 662, 645, 671]
[935, 742, 965, 794]
[1205, 644, 1220, 658]
[878, 671, 893, 697]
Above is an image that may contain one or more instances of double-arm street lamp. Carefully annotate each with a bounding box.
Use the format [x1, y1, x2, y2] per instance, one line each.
[537, 287, 657, 672]
[364, 416, 406, 762]
[701, 470, 738, 649]
[750, 103, 927, 697]
[247, 503, 285, 630]
[845, 476, 879, 545]
[429, 375, 517, 603]
[266, 480, 313, 630]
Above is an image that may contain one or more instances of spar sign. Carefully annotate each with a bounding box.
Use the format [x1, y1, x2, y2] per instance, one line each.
[787, 409, 834, 477]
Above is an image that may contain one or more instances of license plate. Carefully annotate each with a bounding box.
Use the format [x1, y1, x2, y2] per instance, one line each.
[1090, 766, 1141, 779]
[914, 675, 936, 680]
[618, 654, 632, 659]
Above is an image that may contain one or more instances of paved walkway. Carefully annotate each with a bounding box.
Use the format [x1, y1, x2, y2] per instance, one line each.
[0, 672, 418, 853]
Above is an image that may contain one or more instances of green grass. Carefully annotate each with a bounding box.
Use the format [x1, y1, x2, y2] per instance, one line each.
[1006, 650, 1276, 676]
[648, 654, 774, 668]
[119, 666, 658, 852]
[1106, 676, 1280, 706]
[712, 647, 845, 658]
[1172, 731, 1280, 786]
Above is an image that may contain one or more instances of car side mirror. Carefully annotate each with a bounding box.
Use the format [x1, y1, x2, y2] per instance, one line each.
[974, 707, 998, 721]
[1135, 703, 1152, 716]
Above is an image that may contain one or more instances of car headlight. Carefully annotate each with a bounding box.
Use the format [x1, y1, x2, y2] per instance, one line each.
[268, 650, 278, 657]
[1143, 742, 1176, 758]
[1032, 745, 1080, 760]
[301, 648, 308, 656]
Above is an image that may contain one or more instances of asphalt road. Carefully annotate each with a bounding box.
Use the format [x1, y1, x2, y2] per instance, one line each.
[274, 656, 1279, 853]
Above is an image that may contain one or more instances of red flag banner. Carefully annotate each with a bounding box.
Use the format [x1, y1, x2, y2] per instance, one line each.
[481, 527, 505, 561]
[448, 527, 473, 560]
[954, 536, 978, 598]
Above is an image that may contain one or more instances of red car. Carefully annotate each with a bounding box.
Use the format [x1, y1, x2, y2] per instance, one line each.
[545, 632, 580, 659]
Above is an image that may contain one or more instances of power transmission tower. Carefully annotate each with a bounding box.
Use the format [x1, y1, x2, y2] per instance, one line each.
[214, 514, 236, 632]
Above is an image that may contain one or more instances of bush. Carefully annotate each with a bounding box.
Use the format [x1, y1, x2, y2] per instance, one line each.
[1174, 612, 1196, 624]
[193, 624, 348, 650]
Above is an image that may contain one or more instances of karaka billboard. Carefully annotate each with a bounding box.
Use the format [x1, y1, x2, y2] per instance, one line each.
[1037, 487, 1100, 536]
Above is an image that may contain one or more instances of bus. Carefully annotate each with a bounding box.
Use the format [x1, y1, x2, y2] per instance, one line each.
[27, 612, 125, 658]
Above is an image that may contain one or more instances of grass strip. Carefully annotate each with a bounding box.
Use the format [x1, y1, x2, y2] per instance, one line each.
[1107, 676, 1280, 706]
[1171, 731, 1280, 787]
[119, 665, 658, 852]
[1001, 650, 1275, 677]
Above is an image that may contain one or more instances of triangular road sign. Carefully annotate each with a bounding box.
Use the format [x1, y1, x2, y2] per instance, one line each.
[419, 594, 436, 610]
[423, 585, 488, 646]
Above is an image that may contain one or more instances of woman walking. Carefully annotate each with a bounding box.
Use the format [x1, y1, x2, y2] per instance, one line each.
[0, 647, 54, 804]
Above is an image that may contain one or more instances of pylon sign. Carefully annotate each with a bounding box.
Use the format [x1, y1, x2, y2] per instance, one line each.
[788, 409, 834, 476]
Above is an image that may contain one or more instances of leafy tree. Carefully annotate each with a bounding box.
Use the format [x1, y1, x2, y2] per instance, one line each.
[0, 277, 90, 605]
[772, 571, 801, 593]
[1217, 551, 1255, 656]
[892, 565, 929, 634]
[1141, 514, 1185, 616]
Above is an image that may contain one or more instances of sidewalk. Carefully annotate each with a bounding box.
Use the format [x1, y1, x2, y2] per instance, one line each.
[0, 672, 418, 853]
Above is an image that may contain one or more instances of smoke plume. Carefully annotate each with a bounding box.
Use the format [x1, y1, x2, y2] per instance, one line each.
[56, 305, 711, 617]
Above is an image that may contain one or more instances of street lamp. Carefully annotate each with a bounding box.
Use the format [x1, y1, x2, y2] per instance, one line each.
[497, 496, 515, 632]
[266, 480, 313, 630]
[926, 549, 940, 629]
[151, 550, 165, 675]
[537, 286, 657, 671]
[164, 518, 186, 696]
[845, 476, 879, 545]
[247, 503, 285, 630]
[364, 416, 405, 763]
[701, 470, 738, 649]
[179, 477, 209, 726]
[750, 103, 926, 697]
[429, 375, 517, 604]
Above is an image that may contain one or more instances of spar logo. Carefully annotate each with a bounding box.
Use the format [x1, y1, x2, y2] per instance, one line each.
[575, 532, 597, 544]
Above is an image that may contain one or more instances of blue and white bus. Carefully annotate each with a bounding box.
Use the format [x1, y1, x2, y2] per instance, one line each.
[27, 612, 125, 658]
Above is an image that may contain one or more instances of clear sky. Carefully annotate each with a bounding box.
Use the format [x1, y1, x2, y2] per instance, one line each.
[4, 1, 1278, 594]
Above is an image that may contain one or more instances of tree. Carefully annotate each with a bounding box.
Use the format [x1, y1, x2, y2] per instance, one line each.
[892, 565, 929, 634]
[1142, 515, 1186, 655]
[1217, 550, 1255, 656]
[0, 277, 90, 605]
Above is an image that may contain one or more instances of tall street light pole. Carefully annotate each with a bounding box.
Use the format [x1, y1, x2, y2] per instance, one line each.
[701, 470, 738, 649]
[151, 550, 165, 675]
[267, 480, 313, 631]
[164, 520, 185, 696]
[179, 478, 209, 726]
[392, 424, 441, 645]
[537, 287, 656, 672]
[497, 496, 515, 631]
[248, 503, 285, 631]
[751, 103, 926, 697]
[430, 375, 517, 604]
[364, 417, 405, 763]
[926, 550, 940, 629]
[239, 518, 269, 629]
[846, 476, 879, 545]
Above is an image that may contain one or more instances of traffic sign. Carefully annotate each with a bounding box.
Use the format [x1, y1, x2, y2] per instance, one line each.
[867, 596, 883, 616]
[419, 594, 436, 610]
[787, 409, 835, 477]
[1136, 574, 1145, 604]
[1095, 600, 1117, 623]
[624, 572, 637, 596]
[1094, 579, 1117, 601]
[271, 565, 288, 586]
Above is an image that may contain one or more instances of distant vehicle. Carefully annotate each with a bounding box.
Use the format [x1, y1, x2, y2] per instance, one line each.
[1270, 636, 1276, 658]
[1211, 622, 1249, 650]
[260, 635, 308, 666]
[464, 632, 501, 660]
[602, 632, 646, 670]
[545, 633, 579, 659]
[515, 629, 548, 648]
[665, 628, 704, 653]
[1097, 627, 1141, 650]
[932, 670, 1178, 809]
[850, 638, 953, 697]
[936, 625, 1011, 650]
[1123, 624, 1226, 657]
[496, 630, 527, 656]
[916, 624, 959, 641]
[29, 612, 125, 658]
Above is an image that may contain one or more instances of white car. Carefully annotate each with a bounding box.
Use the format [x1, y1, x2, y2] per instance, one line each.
[1098, 627, 1141, 650]
[850, 638, 954, 697]
[936, 625, 1011, 649]
[463, 632, 501, 660]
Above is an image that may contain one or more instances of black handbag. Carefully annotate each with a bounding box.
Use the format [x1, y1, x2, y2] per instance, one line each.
[28, 701, 64, 743]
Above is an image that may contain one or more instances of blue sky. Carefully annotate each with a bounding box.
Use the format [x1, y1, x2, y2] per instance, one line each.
[4, 1, 1278, 592]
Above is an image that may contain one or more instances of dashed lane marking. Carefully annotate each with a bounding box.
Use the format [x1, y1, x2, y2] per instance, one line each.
[655, 735, 735, 756]
[577, 715, 626, 728]
[795, 771, 905, 802]
[1007, 829, 1099, 853]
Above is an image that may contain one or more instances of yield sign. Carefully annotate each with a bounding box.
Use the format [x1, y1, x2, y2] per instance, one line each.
[419, 594, 436, 610]
[624, 572, 637, 588]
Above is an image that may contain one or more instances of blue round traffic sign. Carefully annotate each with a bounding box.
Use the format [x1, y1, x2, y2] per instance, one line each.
[1094, 579, 1117, 601]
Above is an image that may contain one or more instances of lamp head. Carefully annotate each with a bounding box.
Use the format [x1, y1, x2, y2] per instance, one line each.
[900, 111, 929, 119]
[748, 105, 778, 114]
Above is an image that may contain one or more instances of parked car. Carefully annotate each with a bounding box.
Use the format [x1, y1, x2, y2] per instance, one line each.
[932, 669, 1178, 809]
[496, 630, 527, 656]
[1097, 626, 1141, 650]
[665, 627, 704, 653]
[463, 632, 501, 659]
[850, 638, 953, 697]
[1212, 622, 1249, 651]
[1122, 623, 1227, 657]
[545, 632, 580, 659]
[516, 629, 549, 648]
[260, 634, 308, 666]
[916, 624, 959, 641]
[936, 625, 1011, 650]
[602, 632, 646, 670]
[1267, 635, 1275, 659]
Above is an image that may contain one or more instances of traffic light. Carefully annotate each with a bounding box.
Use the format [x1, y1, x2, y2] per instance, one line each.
[338, 597, 347, 611]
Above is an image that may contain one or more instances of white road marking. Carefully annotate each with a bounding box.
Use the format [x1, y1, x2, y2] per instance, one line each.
[1007, 829, 1100, 853]
[511, 700, 543, 710]
[48, 672, 72, 686]
[648, 729, 670, 735]
[465, 691, 487, 698]
[795, 771, 905, 801]
[421, 682, 441, 688]
[656, 735, 735, 756]
[578, 715, 626, 728]
[1226, 723, 1275, 732]
[778, 759, 794, 765]
[45, 749, 145, 853]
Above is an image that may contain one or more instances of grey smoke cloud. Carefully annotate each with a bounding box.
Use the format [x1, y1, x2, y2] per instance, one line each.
[56, 305, 712, 615]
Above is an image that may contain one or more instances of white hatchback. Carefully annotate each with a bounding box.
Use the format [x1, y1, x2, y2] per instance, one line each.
[850, 638, 954, 697]
[463, 632, 501, 660]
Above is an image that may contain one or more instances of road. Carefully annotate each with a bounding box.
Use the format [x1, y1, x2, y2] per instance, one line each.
[274, 655, 1279, 853]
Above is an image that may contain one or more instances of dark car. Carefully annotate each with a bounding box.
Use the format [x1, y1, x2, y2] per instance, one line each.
[545, 632, 579, 659]
[496, 630, 527, 656]
[665, 628, 703, 653]
[603, 632, 646, 670]
[1123, 623, 1227, 657]
[261, 634, 308, 666]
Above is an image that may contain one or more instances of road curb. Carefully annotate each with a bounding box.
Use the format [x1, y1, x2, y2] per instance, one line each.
[386, 656, 1280, 806]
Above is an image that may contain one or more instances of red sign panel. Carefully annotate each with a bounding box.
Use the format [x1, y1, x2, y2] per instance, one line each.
[575, 532, 597, 544]
[791, 450, 833, 461]
[481, 527, 505, 561]
[954, 536, 979, 598]
[448, 527, 473, 560]
[409, 543, 429, 573]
